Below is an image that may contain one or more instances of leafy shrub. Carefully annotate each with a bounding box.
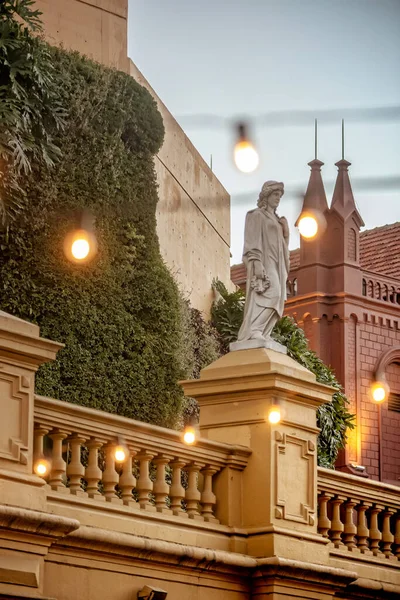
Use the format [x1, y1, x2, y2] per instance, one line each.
[0, 0, 64, 224]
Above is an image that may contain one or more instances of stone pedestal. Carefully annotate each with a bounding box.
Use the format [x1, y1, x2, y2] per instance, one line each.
[0, 311, 62, 510]
[182, 347, 334, 561]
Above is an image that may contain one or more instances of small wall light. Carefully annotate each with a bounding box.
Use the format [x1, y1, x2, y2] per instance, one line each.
[267, 401, 282, 424]
[182, 425, 196, 445]
[137, 585, 168, 600]
[33, 456, 51, 477]
[114, 438, 128, 463]
[64, 209, 97, 264]
[371, 380, 389, 403]
[233, 123, 259, 173]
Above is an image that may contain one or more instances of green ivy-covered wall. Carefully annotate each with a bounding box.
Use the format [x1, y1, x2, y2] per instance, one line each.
[0, 45, 195, 428]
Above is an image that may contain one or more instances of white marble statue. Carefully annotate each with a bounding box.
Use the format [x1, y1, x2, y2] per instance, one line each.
[233, 181, 290, 351]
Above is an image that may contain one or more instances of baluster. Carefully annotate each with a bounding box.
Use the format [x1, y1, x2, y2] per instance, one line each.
[343, 499, 357, 550]
[66, 434, 86, 495]
[103, 443, 119, 502]
[49, 430, 69, 491]
[369, 504, 383, 556]
[318, 492, 332, 538]
[394, 513, 400, 559]
[85, 438, 104, 500]
[153, 455, 171, 513]
[382, 508, 395, 558]
[186, 462, 202, 519]
[119, 449, 137, 506]
[33, 424, 48, 460]
[201, 466, 218, 522]
[356, 501, 371, 553]
[330, 496, 345, 548]
[170, 458, 187, 517]
[136, 450, 154, 510]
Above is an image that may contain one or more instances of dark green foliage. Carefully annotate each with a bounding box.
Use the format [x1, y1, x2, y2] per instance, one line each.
[272, 317, 355, 468]
[211, 280, 355, 468]
[0, 1, 64, 224]
[0, 38, 196, 428]
[180, 300, 220, 379]
[211, 278, 245, 353]
[177, 301, 220, 427]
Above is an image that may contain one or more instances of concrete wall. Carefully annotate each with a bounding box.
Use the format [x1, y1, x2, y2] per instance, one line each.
[129, 62, 232, 314]
[34, 0, 232, 314]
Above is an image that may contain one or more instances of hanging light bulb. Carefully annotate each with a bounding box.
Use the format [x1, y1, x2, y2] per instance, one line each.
[64, 209, 97, 264]
[233, 123, 259, 173]
[298, 214, 318, 239]
[371, 380, 389, 403]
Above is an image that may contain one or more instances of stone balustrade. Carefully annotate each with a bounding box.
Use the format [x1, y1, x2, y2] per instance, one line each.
[33, 394, 251, 524]
[362, 272, 400, 305]
[318, 467, 400, 561]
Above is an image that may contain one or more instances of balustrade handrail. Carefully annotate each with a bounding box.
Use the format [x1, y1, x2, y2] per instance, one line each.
[318, 467, 400, 507]
[34, 394, 251, 470]
[362, 269, 400, 289]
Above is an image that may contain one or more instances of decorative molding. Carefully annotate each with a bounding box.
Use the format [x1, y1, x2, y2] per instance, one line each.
[0, 371, 30, 464]
[275, 432, 316, 525]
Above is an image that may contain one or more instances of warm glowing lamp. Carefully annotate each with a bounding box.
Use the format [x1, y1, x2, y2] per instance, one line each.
[268, 405, 281, 424]
[298, 214, 318, 239]
[371, 381, 388, 403]
[33, 457, 50, 477]
[114, 445, 127, 462]
[183, 425, 197, 445]
[233, 123, 259, 173]
[63, 210, 97, 264]
[71, 235, 90, 260]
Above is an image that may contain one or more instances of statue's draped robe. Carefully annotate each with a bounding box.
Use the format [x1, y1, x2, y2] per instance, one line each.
[238, 208, 289, 341]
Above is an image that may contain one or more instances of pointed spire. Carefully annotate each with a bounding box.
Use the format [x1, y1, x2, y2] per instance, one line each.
[295, 159, 329, 224]
[331, 159, 364, 227]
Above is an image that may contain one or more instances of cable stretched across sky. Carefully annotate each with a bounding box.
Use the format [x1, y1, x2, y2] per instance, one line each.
[176, 105, 400, 130]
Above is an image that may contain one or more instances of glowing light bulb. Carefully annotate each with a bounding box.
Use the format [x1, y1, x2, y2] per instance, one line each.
[114, 445, 127, 462]
[371, 381, 388, 403]
[298, 215, 318, 239]
[268, 407, 281, 424]
[34, 458, 49, 477]
[183, 426, 196, 445]
[71, 237, 90, 260]
[234, 140, 259, 173]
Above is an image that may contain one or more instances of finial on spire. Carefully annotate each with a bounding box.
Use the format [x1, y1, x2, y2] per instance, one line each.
[341, 119, 345, 160]
[314, 119, 318, 160]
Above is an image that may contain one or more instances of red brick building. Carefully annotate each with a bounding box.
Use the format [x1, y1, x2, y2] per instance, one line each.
[231, 159, 400, 484]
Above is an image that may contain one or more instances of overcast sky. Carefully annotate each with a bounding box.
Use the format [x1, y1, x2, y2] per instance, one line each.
[128, 0, 400, 264]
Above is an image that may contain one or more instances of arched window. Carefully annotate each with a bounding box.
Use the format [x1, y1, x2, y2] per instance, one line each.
[362, 279, 367, 296]
[347, 228, 357, 261]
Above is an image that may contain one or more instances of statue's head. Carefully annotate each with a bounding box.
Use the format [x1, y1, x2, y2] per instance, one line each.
[257, 181, 284, 210]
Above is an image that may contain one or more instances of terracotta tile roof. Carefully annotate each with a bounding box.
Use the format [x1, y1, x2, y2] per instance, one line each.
[230, 222, 400, 287]
[359, 222, 400, 278]
[289, 248, 300, 271]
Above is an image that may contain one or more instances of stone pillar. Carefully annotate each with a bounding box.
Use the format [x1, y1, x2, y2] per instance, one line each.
[0, 311, 62, 509]
[182, 347, 333, 562]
